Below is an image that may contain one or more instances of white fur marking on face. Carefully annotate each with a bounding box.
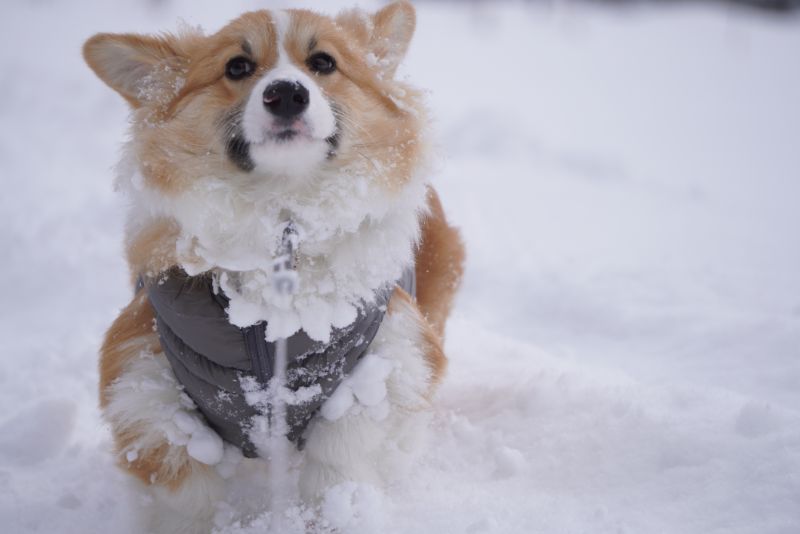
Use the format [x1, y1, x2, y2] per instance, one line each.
[241, 10, 337, 178]
[272, 8, 291, 42]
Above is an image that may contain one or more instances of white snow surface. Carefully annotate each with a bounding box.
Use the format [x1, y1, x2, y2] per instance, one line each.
[1, 1, 799, 533]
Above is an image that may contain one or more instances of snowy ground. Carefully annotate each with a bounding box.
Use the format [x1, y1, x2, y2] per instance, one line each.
[1, 0, 799, 532]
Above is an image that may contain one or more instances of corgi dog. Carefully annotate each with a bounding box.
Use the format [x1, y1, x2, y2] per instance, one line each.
[84, 1, 464, 532]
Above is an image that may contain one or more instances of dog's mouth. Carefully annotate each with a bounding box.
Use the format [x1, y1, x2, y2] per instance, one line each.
[272, 129, 300, 142]
[258, 121, 340, 157]
[261, 120, 313, 144]
[224, 112, 341, 173]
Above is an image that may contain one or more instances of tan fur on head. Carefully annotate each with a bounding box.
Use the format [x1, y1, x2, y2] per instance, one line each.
[83, 3, 423, 196]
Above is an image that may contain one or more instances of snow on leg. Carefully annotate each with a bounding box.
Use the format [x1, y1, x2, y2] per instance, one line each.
[103, 347, 225, 533]
[144, 465, 224, 534]
[300, 288, 438, 524]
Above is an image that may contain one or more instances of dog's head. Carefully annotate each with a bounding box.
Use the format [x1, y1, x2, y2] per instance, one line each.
[84, 2, 429, 339]
[83, 1, 423, 195]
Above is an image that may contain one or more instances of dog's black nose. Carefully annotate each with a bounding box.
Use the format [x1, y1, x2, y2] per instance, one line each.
[263, 80, 309, 119]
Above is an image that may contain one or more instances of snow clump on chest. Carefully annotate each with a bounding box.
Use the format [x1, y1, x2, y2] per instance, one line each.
[120, 155, 428, 343]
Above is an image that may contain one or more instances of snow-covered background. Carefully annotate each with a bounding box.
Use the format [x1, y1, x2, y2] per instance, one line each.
[1, 0, 799, 532]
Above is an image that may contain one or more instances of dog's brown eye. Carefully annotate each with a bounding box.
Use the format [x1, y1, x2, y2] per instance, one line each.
[307, 52, 336, 75]
[225, 56, 256, 80]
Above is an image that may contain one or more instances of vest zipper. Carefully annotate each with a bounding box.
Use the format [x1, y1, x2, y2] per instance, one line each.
[243, 321, 272, 385]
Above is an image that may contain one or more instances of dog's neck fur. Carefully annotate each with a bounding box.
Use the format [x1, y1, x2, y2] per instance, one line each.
[117, 149, 429, 343]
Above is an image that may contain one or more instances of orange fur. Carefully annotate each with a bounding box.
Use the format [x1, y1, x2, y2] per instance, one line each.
[115, 430, 200, 490]
[99, 291, 156, 407]
[125, 217, 182, 283]
[415, 187, 466, 339]
[83, 7, 426, 199]
[388, 288, 448, 387]
[100, 291, 205, 489]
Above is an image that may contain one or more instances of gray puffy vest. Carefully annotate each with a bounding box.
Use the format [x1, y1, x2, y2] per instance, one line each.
[143, 268, 415, 457]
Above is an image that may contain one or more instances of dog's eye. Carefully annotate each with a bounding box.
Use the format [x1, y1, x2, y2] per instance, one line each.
[225, 56, 256, 80]
[307, 52, 336, 75]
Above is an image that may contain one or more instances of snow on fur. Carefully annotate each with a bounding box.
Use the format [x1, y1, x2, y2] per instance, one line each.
[118, 145, 428, 343]
[2, 1, 800, 534]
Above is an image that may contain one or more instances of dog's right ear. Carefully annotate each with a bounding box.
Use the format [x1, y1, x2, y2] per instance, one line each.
[83, 33, 185, 108]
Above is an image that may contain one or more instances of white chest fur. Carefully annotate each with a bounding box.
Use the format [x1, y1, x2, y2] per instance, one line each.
[118, 151, 429, 343]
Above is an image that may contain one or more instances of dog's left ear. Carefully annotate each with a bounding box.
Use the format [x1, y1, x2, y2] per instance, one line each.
[338, 1, 416, 78]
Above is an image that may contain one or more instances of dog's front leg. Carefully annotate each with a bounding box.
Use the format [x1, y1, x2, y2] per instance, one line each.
[100, 293, 226, 534]
[299, 288, 442, 530]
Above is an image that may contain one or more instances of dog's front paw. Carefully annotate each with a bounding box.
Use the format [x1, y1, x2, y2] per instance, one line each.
[169, 409, 224, 466]
[320, 353, 395, 422]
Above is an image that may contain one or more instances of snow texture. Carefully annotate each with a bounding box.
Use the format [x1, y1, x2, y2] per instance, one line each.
[320, 353, 395, 422]
[1, 1, 799, 533]
[125, 145, 427, 343]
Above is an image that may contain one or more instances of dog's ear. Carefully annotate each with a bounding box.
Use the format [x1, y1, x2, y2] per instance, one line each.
[83, 33, 187, 108]
[338, 1, 416, 79]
